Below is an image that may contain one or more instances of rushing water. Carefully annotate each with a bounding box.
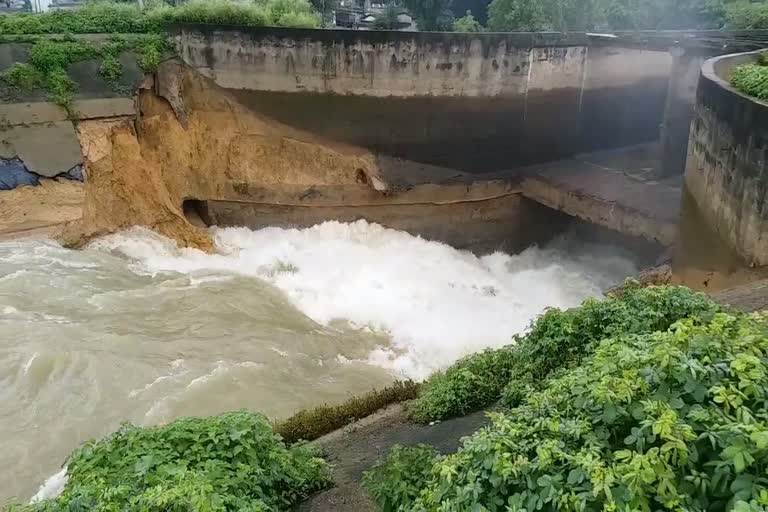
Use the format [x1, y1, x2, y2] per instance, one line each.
[0, 220, 641, 502]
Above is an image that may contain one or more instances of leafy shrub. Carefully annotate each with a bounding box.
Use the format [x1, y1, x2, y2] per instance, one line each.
[411, 286, 720, 423]
[726, 0, 768, 29]
[363, 445, 439, 512]
[0, 63, 42, 94]
[0, 35, 171, 109]
[0, 0, 320, 35]
[0, 3, 158, 35]
[731, 62, 768, 100]
[28, 411, 330, 511]
[276, 380, 420, 443]
[409, 349, 517, 424]
[453, 10, 483, 32]
[263, 0, 321, 27]
[372, 312, 768, 511]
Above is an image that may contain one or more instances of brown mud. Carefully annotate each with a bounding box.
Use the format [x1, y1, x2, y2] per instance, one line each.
[0, 178, 83, 240]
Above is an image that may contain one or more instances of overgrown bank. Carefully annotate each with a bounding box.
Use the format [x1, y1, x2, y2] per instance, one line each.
[0, 0, 320, 111]
[365, 286, 768, 511]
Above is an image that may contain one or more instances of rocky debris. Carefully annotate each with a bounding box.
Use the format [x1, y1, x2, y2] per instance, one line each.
[61, 164, 84, 182]
[0, 157, 39, 190]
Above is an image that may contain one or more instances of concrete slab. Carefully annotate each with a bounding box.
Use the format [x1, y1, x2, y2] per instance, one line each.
[519, 144, 681, 245]
[1, 122, 82, 177]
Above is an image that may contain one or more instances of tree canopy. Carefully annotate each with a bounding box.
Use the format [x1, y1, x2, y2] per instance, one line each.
[398, 0, 768, 32]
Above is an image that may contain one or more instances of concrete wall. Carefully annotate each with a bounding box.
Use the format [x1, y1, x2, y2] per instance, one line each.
[684, 50, 768, 267]
[171, 25, 673, 171]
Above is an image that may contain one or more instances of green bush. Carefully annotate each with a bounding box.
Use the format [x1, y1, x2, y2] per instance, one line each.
[363, 445, 439, 512]
[369, 311, 768, 511]
[726, 0, 768, 29]
[0, 3, 158, 35]
[453, 10, 484, 32]
[0, 63, 42, 93]
[408, 349, 517, 424]
[411, 286, 720, 423]
[26, 411, 330, 512]
[0, 0, 320, 35]
[276, 380, 420, 443]
[731, 62, 768, 100]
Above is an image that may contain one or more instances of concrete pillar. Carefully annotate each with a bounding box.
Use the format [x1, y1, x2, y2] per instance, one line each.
[658, 46, 706, 179]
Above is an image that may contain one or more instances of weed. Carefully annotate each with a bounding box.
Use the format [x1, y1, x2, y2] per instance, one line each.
[276, 380, 421, 443]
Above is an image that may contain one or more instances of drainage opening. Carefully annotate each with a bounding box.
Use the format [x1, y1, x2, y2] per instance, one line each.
[182, 199, 211, 227]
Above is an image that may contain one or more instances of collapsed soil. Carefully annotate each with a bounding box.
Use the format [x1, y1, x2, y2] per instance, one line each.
[0, 179, 83, 239]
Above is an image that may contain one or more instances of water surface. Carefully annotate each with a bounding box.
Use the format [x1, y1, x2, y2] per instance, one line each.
[0, 221, 639, 501]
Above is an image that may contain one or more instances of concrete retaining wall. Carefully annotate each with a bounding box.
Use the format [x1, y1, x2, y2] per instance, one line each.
[171, 25, 673, 171]
[684, 50, 768, 267]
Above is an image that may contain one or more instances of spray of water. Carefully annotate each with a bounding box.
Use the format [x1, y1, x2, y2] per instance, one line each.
[91, 220, 637, 379]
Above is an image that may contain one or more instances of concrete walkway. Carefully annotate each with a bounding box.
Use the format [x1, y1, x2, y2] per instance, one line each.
[298, 404, 489, 512]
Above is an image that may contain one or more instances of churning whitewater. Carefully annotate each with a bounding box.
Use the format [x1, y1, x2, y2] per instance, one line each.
[1, 220, 638, 501]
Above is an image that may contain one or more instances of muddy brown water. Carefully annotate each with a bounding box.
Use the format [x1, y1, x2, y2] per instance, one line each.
[0, 221, 642, 502]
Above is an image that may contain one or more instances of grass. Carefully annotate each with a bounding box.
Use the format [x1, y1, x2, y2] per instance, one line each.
[275, 380, 421, 443]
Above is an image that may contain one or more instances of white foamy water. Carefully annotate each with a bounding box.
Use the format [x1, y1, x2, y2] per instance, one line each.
[92, 221, 637, 378]
[0, 221, 639, 502]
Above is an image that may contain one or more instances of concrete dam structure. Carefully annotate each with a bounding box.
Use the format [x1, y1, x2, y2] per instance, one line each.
[172, 26, 674, 172]
[1, 26, 766, 284]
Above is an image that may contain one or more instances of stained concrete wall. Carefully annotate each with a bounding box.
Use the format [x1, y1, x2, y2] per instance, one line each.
[170, 25, 673, 171]
[684, 50, 768, 267]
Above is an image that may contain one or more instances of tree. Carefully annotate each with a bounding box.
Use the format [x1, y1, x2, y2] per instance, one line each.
[487, 0, 549, 30]
[487, 0, 730, 32]
[373, 3, 401, 29]
[402, 0, 454, 30]
[727, 0, 768, 29]
[453, 8, 483, 29]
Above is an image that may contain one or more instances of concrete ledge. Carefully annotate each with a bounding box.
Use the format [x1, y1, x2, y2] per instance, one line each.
[1, 98, 136, 126]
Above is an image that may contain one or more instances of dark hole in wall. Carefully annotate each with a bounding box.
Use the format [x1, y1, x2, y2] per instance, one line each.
[182, 199, 211, 227]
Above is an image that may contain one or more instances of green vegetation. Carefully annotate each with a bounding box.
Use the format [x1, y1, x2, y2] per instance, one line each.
[0, 35, 170, 111]
[731, 56, 768, 100]
[276, 380, 420, 443]
[366, 291, 768, 511]
[362, 444, 439, 512]
[726, 0, 768, 29]
[409, 348, 516, 423]
[453, 10, 484, 31]
[484, 0, 768, 31]
[410, 285, 719, 424]
[373, 3, 402, 30]
[0, 0, 320, 35]
[402, 0, 454, 30]
[18, 411, 330, 512]
[0, 0, 320, 109]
